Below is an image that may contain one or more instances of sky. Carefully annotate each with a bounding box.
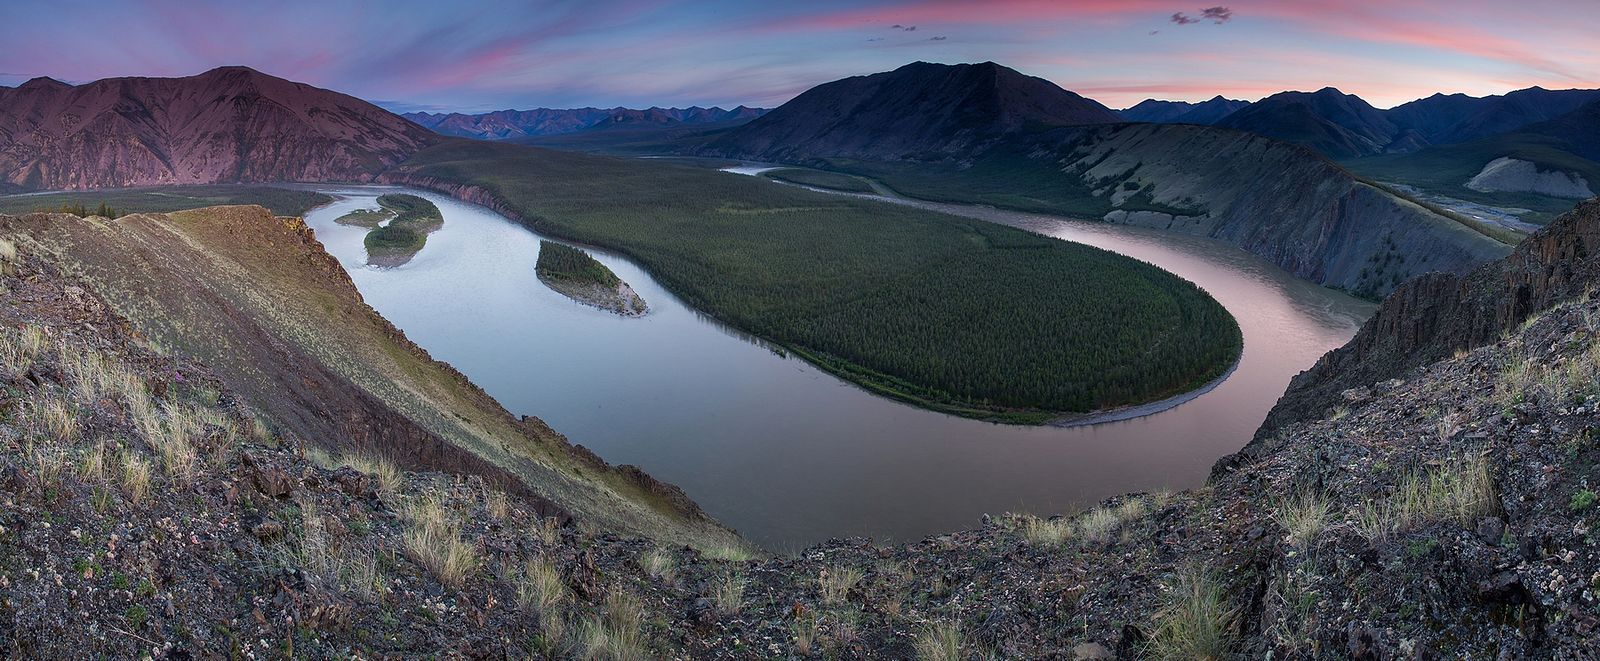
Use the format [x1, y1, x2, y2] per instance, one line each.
[2, 0, 1598, 113]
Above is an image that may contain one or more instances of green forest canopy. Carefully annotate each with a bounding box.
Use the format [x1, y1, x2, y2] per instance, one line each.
[394, 141, 1242, 421]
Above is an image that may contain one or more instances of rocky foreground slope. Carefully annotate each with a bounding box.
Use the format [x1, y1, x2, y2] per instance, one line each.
[3, 198, 1600, 658]
[0, 67, 438, 190]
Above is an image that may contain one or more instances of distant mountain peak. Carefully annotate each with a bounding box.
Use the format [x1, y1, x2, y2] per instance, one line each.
[19, 76, 70, 90]
[701, 60, 1119, 161]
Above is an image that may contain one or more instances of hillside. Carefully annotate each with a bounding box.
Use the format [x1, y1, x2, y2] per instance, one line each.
[0, 206, 740, 550]
[404, 105, 767, 141]
[0, 67, 438, 190]
[700, 61, 1119, 161]
[5, 199, 1600, 658]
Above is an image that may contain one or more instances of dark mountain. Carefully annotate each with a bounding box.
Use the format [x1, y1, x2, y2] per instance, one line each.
[700, 61, 1120, 161]
[1170, 95, 1251, 124]
[1215, 87, 1420, 158]
[1118, 99, 1195, 123]
[403, 105, 767, 141]
[1119, 95, 1248, 125]
[1388, 87, 1600, 145]
[0, 66, 439, 190]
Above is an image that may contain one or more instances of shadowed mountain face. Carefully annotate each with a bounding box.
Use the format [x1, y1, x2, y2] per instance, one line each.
[1216, 87, 1420, 158]
[1387, 87, 1600, 145]
[403, 106, 767, 141]
[1119, 95, 1249, 125]
[0, 66, 439, 190]
[701, 61, 1120, 161]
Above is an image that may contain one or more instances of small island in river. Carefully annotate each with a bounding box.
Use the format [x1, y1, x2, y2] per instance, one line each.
[361, 193, 444, 267]
[536, 240, 648, 316]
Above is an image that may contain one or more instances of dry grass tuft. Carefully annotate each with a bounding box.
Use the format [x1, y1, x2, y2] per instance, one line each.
[639, 547, 676, 584]
[576, 590, 649, 660]
[1355, 454, 1497, 541]
[0, 325, 46, 375]
[119, 451, 152, 504]
[701, 543, 755, 563]
[295, 498, 385, 600]
[712, 571, 745, 614]
[1272, 491, 1331, 547]
[402, 495, 481, 588]
[819, 566, 863, 606]
[913, 621, 965, 661]
[1148, 566, 1236, 661]
[517, 556, 567, 612]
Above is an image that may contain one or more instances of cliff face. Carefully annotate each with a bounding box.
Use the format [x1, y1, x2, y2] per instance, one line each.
[1029, 123, 1513, 295]
[1247, 198, 1600, 438]
[0, 67, 438, 190]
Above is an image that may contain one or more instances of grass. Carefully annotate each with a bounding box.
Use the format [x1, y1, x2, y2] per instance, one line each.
[118, 451, 153, 504]
[394, 140, 1241, 420]
[913, 621, 966, 661]
[516, 557, 567, 612]
[334, 208, 392, 229]
[576, 591, 649, 661]
[0, 185, 334, 217]
[712, 571, 745, 613]
[1018, 494, 1160, 547]
[307, 449, 403, 494]
[402, 495, 482, 588]
[818, 566, 863, 606]
[294, 498, 385, 601]
[638, 547, 676, 583]
[701, 543, 755, 563]
[1147, 566, 1235, 660]
[1355, 454, 1498, 541]
[0, 325, 46, 375]
[1272, 491, 1331, 547]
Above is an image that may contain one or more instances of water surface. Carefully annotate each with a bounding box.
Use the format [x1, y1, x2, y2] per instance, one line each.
[302, 184, 1373, 550]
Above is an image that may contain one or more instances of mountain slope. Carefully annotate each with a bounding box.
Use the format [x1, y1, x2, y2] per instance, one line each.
[1118, 99, 1194, 122]
[404, 105, 767, 141]
[1388, 86, 1600, 145]
[701, 61, 1120, 161]
[0, 67, 439, 190]
[1215, 87, 1418, 158]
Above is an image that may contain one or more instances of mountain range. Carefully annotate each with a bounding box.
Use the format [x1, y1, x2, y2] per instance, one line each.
[402, 105, 767, 141]
[1117, 95, 1251, 125]
[0, 66, 438, 190]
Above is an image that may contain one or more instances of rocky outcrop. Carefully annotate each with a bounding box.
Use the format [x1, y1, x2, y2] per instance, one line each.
[1467, 157, 1595, 198]
[0, 66, 438, 190]
[1248, 197, 1600, 437]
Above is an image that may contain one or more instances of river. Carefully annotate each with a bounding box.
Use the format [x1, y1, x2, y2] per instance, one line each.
[301, 182, 1374, 551]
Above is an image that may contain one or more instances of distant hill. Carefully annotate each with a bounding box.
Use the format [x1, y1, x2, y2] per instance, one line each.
[0, 66, 438, 190]
[1216, 88, 1420, 158]
[1387, 87, 1600, 145]
[403, 106, 767, 141]
[1119, 95, 1249, 125]
[700, 61, 1120, 161]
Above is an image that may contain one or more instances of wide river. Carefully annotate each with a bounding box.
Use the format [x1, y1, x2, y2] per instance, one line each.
[302, 182, 1374, 551]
